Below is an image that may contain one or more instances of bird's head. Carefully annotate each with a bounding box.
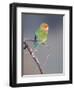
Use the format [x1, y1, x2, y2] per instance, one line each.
[40, 23, 49, 32]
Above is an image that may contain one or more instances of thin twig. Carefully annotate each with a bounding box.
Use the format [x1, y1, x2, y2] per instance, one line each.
[23, 41, 43, 74]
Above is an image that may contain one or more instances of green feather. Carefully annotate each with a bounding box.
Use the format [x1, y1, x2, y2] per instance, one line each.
[35, 28, 48, 44]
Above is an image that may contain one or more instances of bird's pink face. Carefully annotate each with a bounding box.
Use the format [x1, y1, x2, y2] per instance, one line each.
[44, 25, 49, 32]
[40, 23, 49, 32]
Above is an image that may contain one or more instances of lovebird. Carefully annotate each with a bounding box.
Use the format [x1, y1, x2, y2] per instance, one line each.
[34, 23, 49, 48]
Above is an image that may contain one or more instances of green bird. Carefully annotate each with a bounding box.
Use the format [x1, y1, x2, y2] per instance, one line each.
[34, 23, 49, 48]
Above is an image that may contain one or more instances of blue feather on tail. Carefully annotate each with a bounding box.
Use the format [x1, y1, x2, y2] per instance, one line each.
[33, 35, 39, 48]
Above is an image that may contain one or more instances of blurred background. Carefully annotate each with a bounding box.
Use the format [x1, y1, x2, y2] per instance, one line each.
[22, 13, 63, 75]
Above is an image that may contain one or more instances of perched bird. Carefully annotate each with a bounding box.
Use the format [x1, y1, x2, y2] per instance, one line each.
[34, 23, 49, 48]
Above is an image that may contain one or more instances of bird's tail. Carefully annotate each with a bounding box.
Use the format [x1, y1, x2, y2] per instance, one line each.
[34, 41, 38, 48]
[33, 35, 39, 48]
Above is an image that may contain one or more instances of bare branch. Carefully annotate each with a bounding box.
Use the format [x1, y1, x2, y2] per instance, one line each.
[23, 41, 43, 74]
